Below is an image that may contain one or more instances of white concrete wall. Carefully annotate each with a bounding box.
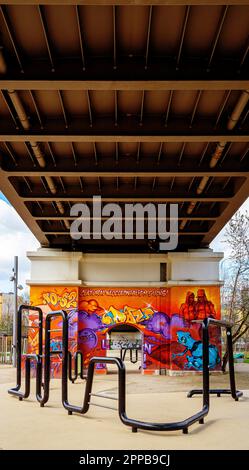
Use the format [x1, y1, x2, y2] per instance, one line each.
[27, 248, 223, 287]
[167, 250, 223, 285]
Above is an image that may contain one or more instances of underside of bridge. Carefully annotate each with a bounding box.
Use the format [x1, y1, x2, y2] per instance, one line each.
[0, 1, 248, 253]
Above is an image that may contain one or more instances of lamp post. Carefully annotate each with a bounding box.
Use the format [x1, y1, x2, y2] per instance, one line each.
[10, 256, 23, 367]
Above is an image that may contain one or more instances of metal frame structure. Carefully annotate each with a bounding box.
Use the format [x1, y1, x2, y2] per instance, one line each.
[188, 317, 243, 401]
[8, 305, 43, 400]
[8, 305, 243, 434]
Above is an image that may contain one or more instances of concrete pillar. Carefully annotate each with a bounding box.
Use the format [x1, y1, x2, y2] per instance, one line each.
[26, 248, 223, 376]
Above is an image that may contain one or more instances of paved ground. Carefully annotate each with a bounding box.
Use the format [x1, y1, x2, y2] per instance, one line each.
[0, 363, 249, 450]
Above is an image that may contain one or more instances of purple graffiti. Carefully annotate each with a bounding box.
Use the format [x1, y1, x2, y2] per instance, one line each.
[170, 313, 186, 329]
[79, 310, 103, 331]
[145, 312, 171, 339]
[78, 328, 98, 350]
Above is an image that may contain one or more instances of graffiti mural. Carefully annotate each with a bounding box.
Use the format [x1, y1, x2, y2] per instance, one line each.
[170, 286, 221, 371]
[29, 286, 79, 377]
[28, 285, 221, 375]
[78, 287, 170, 373]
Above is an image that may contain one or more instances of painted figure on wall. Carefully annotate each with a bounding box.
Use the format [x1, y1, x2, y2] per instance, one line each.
[170, 286, 221, 371]
[172, 330, 220, 371]
[179, 291, 196, 321]
[195, 289, 216, 319]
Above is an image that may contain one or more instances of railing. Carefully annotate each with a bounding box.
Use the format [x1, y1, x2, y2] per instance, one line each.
[0, 335, 13, 364]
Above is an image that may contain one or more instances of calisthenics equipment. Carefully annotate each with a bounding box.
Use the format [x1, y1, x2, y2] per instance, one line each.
[8, 305, 242, 434]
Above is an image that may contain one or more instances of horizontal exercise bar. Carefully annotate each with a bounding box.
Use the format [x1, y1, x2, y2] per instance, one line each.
[90, 393, 118, 401]
[88, 402, 118, 411]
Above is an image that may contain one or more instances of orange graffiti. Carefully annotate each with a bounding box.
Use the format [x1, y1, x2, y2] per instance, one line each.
[42, 290, 77, 309]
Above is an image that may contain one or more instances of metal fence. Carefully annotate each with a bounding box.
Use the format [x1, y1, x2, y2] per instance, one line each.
[0, 335, 27, 364]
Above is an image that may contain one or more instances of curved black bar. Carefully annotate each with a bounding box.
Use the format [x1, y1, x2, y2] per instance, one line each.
[62, 356, 126, 416]
[68, 351, 85, 383]
[37, 310, 68, 407]
[62, 319, 210, 433]
[130, 349, 138, 364]
[8, 305, 43, 399]
[188, 317, 243, 401]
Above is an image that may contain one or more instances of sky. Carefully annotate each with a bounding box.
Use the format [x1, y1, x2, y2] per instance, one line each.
[0, 191, 248, 293]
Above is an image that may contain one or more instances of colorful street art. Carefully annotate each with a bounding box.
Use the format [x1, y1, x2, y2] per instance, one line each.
[78, 287, 170, 373]
[28, 285, 221, 375]
[170, 286, 221, 371]
[29, 286, 79, 377]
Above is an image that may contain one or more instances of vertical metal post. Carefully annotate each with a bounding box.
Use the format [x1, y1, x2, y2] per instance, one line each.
[202, 319, 210, 409]
[226, 327, 237, 400]
[12, 256, 18, 367]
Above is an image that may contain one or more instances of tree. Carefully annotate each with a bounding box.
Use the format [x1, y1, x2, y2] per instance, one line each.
[0, 291, 30, 336]
[221, 210, 249, 371]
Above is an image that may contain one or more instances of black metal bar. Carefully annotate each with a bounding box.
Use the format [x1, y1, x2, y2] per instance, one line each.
[37, 310, 68, 407]
[68, 350, 85, 383]
[12, 312, 241, 434]
[188, 317, 243, 401]
[120, 349, 127, 361]
[62, 344, 209, 433]
[90, 393, 118, 401]
[8, 305, 43, 399]
[89, 401, 118, 411]
[130, 349, 139, 364]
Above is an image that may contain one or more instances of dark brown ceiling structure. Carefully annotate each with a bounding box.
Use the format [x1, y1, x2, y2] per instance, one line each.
[0, 1, 249, 253]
